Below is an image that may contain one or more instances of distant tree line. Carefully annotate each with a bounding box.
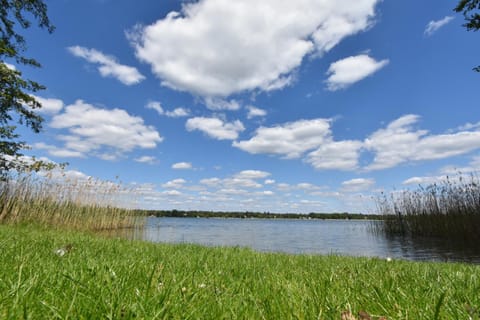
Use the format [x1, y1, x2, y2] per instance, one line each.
[135, 209, 384, 220]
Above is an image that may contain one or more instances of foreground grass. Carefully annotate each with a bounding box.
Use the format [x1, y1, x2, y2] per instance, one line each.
[1, 225, 480, 319]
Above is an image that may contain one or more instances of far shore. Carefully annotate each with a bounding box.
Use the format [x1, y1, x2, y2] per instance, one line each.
[139, 209, 384, 220]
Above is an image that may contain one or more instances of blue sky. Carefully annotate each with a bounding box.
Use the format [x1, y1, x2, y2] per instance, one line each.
[7, 0, 480, 213]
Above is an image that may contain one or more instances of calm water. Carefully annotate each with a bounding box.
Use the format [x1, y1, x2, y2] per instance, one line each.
[131, 217, 480, 263]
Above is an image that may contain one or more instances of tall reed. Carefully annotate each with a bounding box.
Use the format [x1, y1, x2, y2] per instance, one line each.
[375, 174, 480, 243]
[0, 171, 143, 231]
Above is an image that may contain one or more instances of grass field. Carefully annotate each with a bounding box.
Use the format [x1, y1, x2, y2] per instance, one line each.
[1, 224, 479, 319]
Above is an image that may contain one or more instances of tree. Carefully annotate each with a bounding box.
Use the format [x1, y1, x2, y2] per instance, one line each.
[454, 0, 480, 71]
[0, 0, 54, 175]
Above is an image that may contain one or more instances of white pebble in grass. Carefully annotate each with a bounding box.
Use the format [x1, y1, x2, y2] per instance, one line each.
[54, 248, 67, 257]
[54, 244, 73, 257]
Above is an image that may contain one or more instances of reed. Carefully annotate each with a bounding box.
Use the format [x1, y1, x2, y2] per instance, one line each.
[374, 174, 480, 243]
[0, 171, 143, 231]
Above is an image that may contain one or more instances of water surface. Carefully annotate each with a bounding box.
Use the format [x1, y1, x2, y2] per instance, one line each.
[132, 217, 480, 263]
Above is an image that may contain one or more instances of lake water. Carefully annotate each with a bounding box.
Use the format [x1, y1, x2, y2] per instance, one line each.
[131, 217, 480, 263]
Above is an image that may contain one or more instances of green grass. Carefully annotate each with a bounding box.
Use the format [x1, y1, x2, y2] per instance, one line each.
[1, 224, 480, 319]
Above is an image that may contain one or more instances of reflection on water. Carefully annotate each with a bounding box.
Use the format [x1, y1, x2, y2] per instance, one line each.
[121, 217, 480, 263]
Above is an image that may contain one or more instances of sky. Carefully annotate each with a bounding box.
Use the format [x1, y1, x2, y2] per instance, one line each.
[6, 0, 480, 213]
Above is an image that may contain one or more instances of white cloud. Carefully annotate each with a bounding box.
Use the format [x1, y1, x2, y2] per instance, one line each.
[325, 54, 389, 91]
[234, 114, 480, 172]
[162, 178, 186, 189]
[403, 156, 480, 186]
[3, 62, 16, 70]
[34, 142, 85, 158]
[68, 46, 145, 85]
[296, 183, 321, 191]
[162, 190, 182, 196]
[199, 170, 269, 191]
[49, 100, 163, 159]
[165, 108, 190, 118]
[264, 179, 276, 185]
[134, 156, 157, 164]
[260, 190, 274, 196]
[31, 95, 64, 114]
[453, 121, 480, 132]
[186, 117, 245, 140]
[402, 176, 442, 186]
[146, 101, 164, 115]
[234, 170, 270, 180]
[172, 162, 193, 170]
[364, 115, 480, 170]
[129, 0, 379, 97]
[424, 16, 454, 36]
[306, 140, 363, 171]
[247, 105, 267, 119]
[205, 98, 241, 111]
[200, 177, 222, 187]
[146, 101, 190, 117]
[341, 178, 375, 192]
[233, 118, 332, 158]
[40, 168, 90, 181]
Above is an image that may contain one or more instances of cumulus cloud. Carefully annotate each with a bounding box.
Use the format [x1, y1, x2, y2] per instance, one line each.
[134, 156, 157, 164]
[162, 190, 182, 196]
[306, 140, 363, 170]
[34, 142, 85, 158]
[233, 118, 332, 159]
[31, 95, 64, 114]
[68, 46, 145, 85]
[146, 101, 164, 115]
[325, 54, 389, 91]
[247, 105, 267, 119]
[364, 115, 480, 170]
[200, 170, 270, 191]
[129, 0, 379, 97]
[341, 178, 375, 192]
[166, 108, 190, 118]
[234, 170, 270, 180]
[234, 114, 480, 171]
[205, 98, 241, 111]
[146, 101, 190, 117]
[162, 178, 187, 189]
[403, 156, 480, 186]
[48, 100, 162, 159]
[186, 117, 245, 140]
[424, 16, 454, 36]
[172, 162, 193, 170]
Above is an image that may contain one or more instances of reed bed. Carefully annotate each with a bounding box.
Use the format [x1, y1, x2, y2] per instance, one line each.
[375, 174, 480, 243]
[0, 171, 143, 231]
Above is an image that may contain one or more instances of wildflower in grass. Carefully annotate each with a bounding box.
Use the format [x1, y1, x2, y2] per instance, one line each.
[386, 257, 392, 262]
[181, 286, 187, 293]
[198, 283, 206, 288]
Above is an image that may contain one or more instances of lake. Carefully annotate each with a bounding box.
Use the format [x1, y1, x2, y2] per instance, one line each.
[130, 217, 480, 263]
